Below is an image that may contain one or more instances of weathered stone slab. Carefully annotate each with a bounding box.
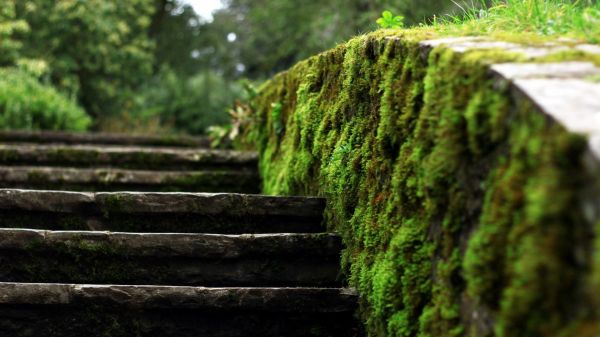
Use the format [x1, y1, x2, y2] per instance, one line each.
[0, 189, 95, 212]
[0, 166, 260, 193]
[0, 283, 357, 311]
[0, 144, 257, 170]
[0, 190, 326, 233]
[490, 62, 600, 80]
[490, 62, 600, 151]
[0, 189, 324, 215]
[0, 230, 341, 286]
[0, 130, 210, 148]
[0, 283, 361, 336]
[0, 229, 341, 258]
[419, 40, 600, 164]
[420, 37, 571, 58]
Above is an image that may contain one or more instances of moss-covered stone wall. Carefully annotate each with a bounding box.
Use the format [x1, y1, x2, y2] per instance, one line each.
[240, 30, 600, 336]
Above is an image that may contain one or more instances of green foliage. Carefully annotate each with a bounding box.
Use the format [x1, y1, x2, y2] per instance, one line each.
[377, 11, 405, 29]
[202, 0, 455, 78]
[241, 30, 599, 337]
[0, 68, 91, 131]
[134, 67, 241, 135]
[0, 0, 29, 66]
[439, 0, 600, 43]
[14, 0, 156, 120]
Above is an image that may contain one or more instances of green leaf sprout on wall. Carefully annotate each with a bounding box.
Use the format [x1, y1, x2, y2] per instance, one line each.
[376, 10, 404, 29]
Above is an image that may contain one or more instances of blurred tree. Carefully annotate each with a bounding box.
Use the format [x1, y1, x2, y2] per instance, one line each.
[151, 1, 202, 75]
[137, 0, 457, 133]
[14, 0, 156, 121]
[200, 0, 456, 78]
[2, 0, 457, 134]
[0, 0, 29, 67]
[135, 66, 241, 134]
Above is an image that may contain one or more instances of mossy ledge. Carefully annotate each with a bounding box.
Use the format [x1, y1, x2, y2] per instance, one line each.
[239, 30, 600, 337]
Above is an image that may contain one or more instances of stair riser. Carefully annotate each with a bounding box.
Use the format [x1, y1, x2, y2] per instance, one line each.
[0, 306, 360, 337]
[0, 147, 257, 171]
[0, 210, 324, 233]
[0, 131, 210, 148]
[0, 252, 341, 287]
[0, 167, 261, 193]
[0, 190, 326, 233]
[0, 181, 260, 193]
[0, 160, 257, 171]
[0, 283, 360, 336]
[0, 230, 343, 286]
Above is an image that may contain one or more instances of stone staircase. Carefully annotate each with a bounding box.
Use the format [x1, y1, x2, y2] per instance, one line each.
[0, 131, 359, 337]
[0, 132, 258, 193]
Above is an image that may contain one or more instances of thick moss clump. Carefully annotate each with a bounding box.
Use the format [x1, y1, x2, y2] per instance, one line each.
[241, 30, 598, 336]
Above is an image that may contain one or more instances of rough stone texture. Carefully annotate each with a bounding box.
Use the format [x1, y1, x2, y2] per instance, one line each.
[0, 189, 324, 215]
[0, 166, 260, 193]
[0, 230, 341, 286]
[0, 144, 258, 170]
[420, 37, 571, 58]
[0, 283, 357, 311]
[0, 229, 341, 258]
[419, 43, 600, 158]
[0, 189, 325, 216]
[490, 62, 600, 155]
[0, 130, 210, 148]
[0, 283, 360, 337]
[0, 209, 325, 234]
[0, 190, 326, 233]
[0, 189, 95, 212]
[490, 61, 600, 80]
[0, 130, 357, 333]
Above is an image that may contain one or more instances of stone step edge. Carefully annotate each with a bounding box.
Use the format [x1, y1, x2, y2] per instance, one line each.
[0, 167, 259, 193]
[0, 144, 258, 166]
[0, 228, 341, 258]
[0, 131, 210, 148]
[0, 282, 357, 312]
[0, 166, 257, 182]
[0, 189, 325, 217]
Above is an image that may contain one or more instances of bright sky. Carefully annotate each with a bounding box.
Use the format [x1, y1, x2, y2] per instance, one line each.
[182, 0, 224, 21]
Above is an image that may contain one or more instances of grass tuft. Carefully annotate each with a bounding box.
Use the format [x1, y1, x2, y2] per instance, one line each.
[436, 0, 600, 43]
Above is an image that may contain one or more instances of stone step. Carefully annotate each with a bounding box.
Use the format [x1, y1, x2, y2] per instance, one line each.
[0, 166, 260, 193]
[0, 130, 210, 148]
[0, 229, 342, 287]
[0, 283, 360, 337]
[0, 190, 325, 233]
[0, 144, 257, 170]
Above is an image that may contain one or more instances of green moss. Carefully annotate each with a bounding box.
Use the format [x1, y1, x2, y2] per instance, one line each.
[241, 30, 599, 337]
[15, 235, 139, 283]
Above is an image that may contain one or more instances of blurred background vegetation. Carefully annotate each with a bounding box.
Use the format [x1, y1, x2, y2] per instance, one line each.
[0, 0, 456, 134]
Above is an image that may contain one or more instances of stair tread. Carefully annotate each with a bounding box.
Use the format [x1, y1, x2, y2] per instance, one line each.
[0, 189, 324, 216]
[0, 130, 210, 148]
[0, 282, 357, 312]
[0, 144, 257, 169]
[0, 131, 360, 335]
[0, 167, 259, 192]
[0, 228, 341, 258]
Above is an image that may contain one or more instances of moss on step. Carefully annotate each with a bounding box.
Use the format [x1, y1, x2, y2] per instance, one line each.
[240, 30, 599, 337]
